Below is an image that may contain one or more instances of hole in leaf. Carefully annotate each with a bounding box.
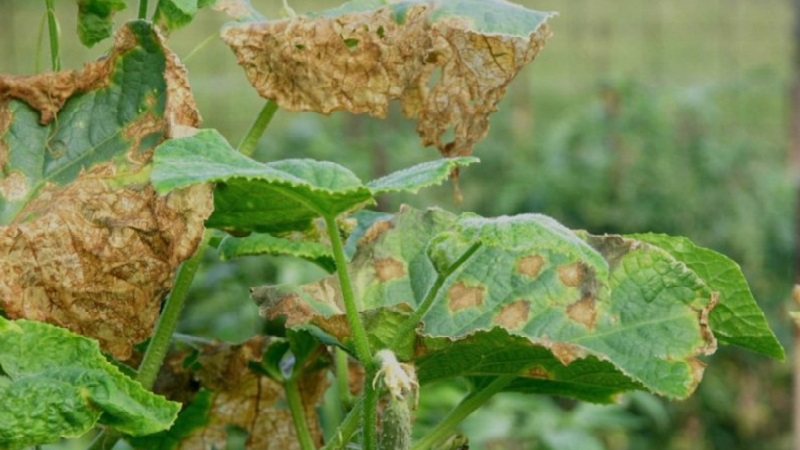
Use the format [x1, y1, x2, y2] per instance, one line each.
[376, 25, 385, 38]
[343, 38, 359, 49]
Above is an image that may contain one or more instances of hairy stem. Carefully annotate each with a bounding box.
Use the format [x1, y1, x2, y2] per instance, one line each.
[324, 215, 372, 363]
[238, 101, 278, 157]
[138, 0, 149, 20]
[321, 397, 363, 450]
[336, 347, 353, 410]
[324, 214, 377, 449]
[285, 378, 316, 450]
[411, 375, 515, 450]
[44, 0, 60, 71]
[137, 231, 210, 389]
[362, 363, 380, 450]
[389, 242, 481, 350]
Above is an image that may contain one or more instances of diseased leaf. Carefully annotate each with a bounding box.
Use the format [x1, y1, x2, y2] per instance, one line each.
[0, 317, 180, 450]
[253, 206, 729, 400]
[220, 0, 556, 157]
[148, 337, 329, 449]
[219, 233, 336, 272]
[366, 157, 478, 194]
[210, 0, 265, 22]
[632, 233, 784, 359]
[77, 0, 127, 47]
[152, 129, 475, 234]
[0, 21, 213, 359]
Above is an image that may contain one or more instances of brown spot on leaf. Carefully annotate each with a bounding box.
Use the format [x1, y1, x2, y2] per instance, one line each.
[686, 357, 707, 396]
[697, 292, 719, 356]
[375, 257, 406, 281]
[0, 23, 211, 359]
[524, 366, 551, 380]
[558, 262, 586, 287]
[566, 295, 597, 329]
[493, 299, 530, 330]
[0, 172, 28, 201]
[517, 254, 545, 278]
[361, 219, 392, 245]
[447, 281, 485, 312]
[220, 5, 553, 157]
[548, 341, 587, 365]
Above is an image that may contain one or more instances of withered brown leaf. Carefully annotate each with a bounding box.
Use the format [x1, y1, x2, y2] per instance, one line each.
[152, 337, 328, 450]
[0, 22, 212, 359]
[221, 0, 555, 157]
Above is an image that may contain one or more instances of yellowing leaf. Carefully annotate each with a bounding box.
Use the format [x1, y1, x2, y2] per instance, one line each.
[0, 22, 212, 359]
[220, 0, 555, 157]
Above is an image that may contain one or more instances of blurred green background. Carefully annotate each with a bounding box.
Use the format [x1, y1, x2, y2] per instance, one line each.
[0, 0, 794, 449]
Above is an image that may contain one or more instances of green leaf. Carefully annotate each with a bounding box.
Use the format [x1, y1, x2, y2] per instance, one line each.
[154, 0, 198, 31]
[366, 157, 478, 195]
[154, 0, 218, 31]
[0, 317, 180, 449]
[129, 389, 214, 450]
[152, 129, 475, 233]
[219, 233, 335, 272]
[152, 128, 372, 233]
[77, 0, 127, 47]
[254, 207, 728, 401]
[632, 233, 784, 359]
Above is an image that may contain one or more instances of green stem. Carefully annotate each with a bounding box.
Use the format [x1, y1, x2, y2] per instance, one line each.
[35, 12, 46, 73]
[336, 347, 353, 410]
[285, 379, 316, 450]
[44, 0, 60, 71]
[137, 231, 210, 390]
[411, 375, 515, 450]
[237, 101, 278, 157]
[362, 363, 380, 450]
[324, 214, 372, 363]
[138, 0, 149, 20]
[324, 214, 376, 449]
[389, 242, 481, 350]
[321, 397, 363, 450]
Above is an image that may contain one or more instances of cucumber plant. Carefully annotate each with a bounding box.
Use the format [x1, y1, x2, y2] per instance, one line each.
[0, 1, 784, 449]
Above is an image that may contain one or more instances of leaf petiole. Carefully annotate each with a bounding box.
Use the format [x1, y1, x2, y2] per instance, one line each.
[44, 0, 60, 71]
[285, 378, 316, 450]
[238, 101, 278, 157]
[138, 0, 149, 20]
[411, 375, 516, 450]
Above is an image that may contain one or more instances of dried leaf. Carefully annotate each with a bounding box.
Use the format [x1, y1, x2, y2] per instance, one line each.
[145, 337, 328, 450]
[221, 0, 555, 156]
[0, 22, 212, 359]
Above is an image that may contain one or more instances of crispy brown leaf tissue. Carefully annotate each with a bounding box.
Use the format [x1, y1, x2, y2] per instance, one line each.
[155, 337, 327, 449]
[221, 2, 553, 157]
[0, 24, 212, 359]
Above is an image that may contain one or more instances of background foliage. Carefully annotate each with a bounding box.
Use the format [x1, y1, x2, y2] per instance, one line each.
[0, 0, 792, 449]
